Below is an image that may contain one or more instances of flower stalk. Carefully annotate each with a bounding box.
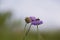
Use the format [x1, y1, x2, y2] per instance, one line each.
[37, 25, 39, 40]
[24, 23, 27, 32]
[23, 17, 43, 40]
[23, 24, 31, 40]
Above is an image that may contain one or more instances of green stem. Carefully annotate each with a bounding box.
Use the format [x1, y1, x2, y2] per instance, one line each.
[23, 24, 31, 40]
[37, 25, 39, 40]
[25, 24, 31, 36]
[24, 23, 27, 31]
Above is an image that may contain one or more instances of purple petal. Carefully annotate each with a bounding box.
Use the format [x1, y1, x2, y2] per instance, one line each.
[29, 17, 36, 22]
[31, 20, 43, 25]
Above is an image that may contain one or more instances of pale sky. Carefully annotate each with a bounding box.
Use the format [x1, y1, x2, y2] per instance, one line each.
[0, 0, 60, 30]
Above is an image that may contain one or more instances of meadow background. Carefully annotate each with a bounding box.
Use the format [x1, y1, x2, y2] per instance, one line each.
[0, 0, 60, 40]
[0, 11, 60, 40]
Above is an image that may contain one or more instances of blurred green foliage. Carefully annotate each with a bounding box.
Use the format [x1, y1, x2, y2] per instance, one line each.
[0, 11, 11, 26]
[0, 11, 60, 40]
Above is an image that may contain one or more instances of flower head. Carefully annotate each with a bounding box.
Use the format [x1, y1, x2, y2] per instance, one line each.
[25, 17, 43, 25]
[31, 18, 43, 25]
[25, 17, 36, 23]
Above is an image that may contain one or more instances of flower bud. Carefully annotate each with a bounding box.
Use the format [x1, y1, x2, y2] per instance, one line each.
[25, 17, 31, 23]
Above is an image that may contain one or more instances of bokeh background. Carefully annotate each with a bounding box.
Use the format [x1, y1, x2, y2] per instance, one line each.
[0, 0, 60, 40]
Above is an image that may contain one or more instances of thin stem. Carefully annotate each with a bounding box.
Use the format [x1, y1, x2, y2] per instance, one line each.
[23, 24, 31, 40]
[24, 23, 27, 31]
[25, 24, 31, 36]
[37, 25, 39, 40]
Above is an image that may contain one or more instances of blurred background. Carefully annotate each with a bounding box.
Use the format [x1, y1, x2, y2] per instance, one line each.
[0, 0, 60, 40]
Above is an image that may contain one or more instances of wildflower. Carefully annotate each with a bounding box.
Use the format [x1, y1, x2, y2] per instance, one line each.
[24, 17, 36, 30]
[31, 18, 43, 25]
[31, 18, 43, 40]
[23, 17, 43, 40]
[25, 16, 36, 23]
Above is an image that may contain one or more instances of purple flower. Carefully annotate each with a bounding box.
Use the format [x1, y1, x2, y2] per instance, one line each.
[24, 17, 43, 40]
[25, 17, 43, 25]
[31, 19, 43, 25]
[29, 17, 36, 22]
